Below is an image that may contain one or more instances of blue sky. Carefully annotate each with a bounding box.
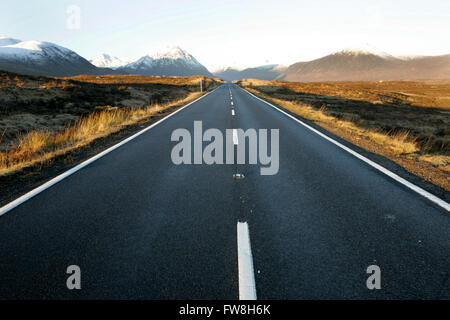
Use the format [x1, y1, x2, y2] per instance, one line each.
[1, 0, 449, 70]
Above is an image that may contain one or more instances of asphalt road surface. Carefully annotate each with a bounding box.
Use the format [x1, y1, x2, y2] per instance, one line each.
[0, 84, 449, 299]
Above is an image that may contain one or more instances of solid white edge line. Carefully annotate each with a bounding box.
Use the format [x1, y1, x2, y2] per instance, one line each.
[240, 86, 450, 212]
[233, 129, 239, 145]
[237, 221, 257, 300]
[0, 86, 222, 216]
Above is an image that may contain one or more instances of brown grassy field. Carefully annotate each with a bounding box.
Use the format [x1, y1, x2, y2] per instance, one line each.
[237, 79, 450, 191]
[0, 71, 222, 175]
[66, 74, 222, 86]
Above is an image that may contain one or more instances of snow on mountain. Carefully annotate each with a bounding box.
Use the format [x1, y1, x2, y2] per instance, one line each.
[90, 53, 131, 69]
[0, 37, 101, 76]
[119, 46, 212, 76]
[335, 44, 394, 59]
[277, 47, 450, 82]
[126, 46, 201, 69]
[0, 40, 79, 61]
[0, 38, 211, 77]
[0, 35, 21, 47]
[146, 46, 200, 66]
[210, 65, 243, 74]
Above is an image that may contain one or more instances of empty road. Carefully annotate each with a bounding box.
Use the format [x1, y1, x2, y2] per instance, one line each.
[0, 84, 449, 299]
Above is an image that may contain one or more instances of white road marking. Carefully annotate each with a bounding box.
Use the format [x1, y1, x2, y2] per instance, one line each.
[0, 87, 222, 217]
[232, 109, 235, 116]
[233, 173, 245, 180]
[233, 129, 239, 145]
[231, 101, 234, 106]
[237, 221, 257, 300]
[241, 87, 450, 212]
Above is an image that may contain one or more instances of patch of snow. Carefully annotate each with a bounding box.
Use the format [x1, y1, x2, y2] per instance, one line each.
[127, 56, 154, 69]
[211, 65, 244, 73]
[90, 53, 132, 68]
[125, 45, 203, 70]
[0, 39, 80, 64]
[147, 45, 199, 65]
[336, 44, 394, 59]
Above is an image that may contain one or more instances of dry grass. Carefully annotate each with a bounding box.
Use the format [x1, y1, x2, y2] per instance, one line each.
[0, 92, 202, 175]
[240, 79, 450, 109]
[418, 155, 450, 172]
[243, 84, 450, 190]
[0, 71, 222, 151]
[65, 74, 223, 87]
[239, 79, 450, 154]
[254, 92, 420, 155]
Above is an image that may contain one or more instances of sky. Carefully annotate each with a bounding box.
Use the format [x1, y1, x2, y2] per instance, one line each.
[1, 0, 449, 71]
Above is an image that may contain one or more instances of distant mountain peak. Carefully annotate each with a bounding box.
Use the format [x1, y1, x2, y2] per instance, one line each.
[143, 45, 200, 66]
[0, 37, 99, 77]
[0, 39, 78, 62]
[119, 46, 211, 77]
[211, 65, 244, 73]
[277, 47, 450, 82]
[214, 64, 286, 81]
[90, 53, 131, 69]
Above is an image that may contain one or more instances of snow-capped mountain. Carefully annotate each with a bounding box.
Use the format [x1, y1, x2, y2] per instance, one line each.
[335, 44, 395, 59]
[277, 47, 450, 82]
[210, 65, 244, 74]
[0, 38, 211, 77]
[0, 36, 102, 76]
[90, 53, 131, 69]
[118, 46, 212, 77]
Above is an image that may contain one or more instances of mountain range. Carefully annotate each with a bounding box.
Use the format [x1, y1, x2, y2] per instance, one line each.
[115, 46, 212, 77]
[0, 35, 449, 81]
[276, 48, 450, 82]
[0, 36, 212, 77]
[214, 64, 287, 81]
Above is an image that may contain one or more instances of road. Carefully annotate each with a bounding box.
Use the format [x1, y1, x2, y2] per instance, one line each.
[0, 84, 449, 299]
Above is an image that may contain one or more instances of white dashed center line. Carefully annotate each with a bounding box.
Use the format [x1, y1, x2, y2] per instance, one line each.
[233, 129, 239, 145]
[237, 221, 257, 300]
[232, 109, 235, 116]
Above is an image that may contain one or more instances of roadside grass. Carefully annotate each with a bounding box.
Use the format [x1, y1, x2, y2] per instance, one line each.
[0, 92, 202, 175]
[418, 155, 450, 172]
[239, 79, 450, 110]
[248, 89, 420, 155]
[242, 83, 450, 190]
